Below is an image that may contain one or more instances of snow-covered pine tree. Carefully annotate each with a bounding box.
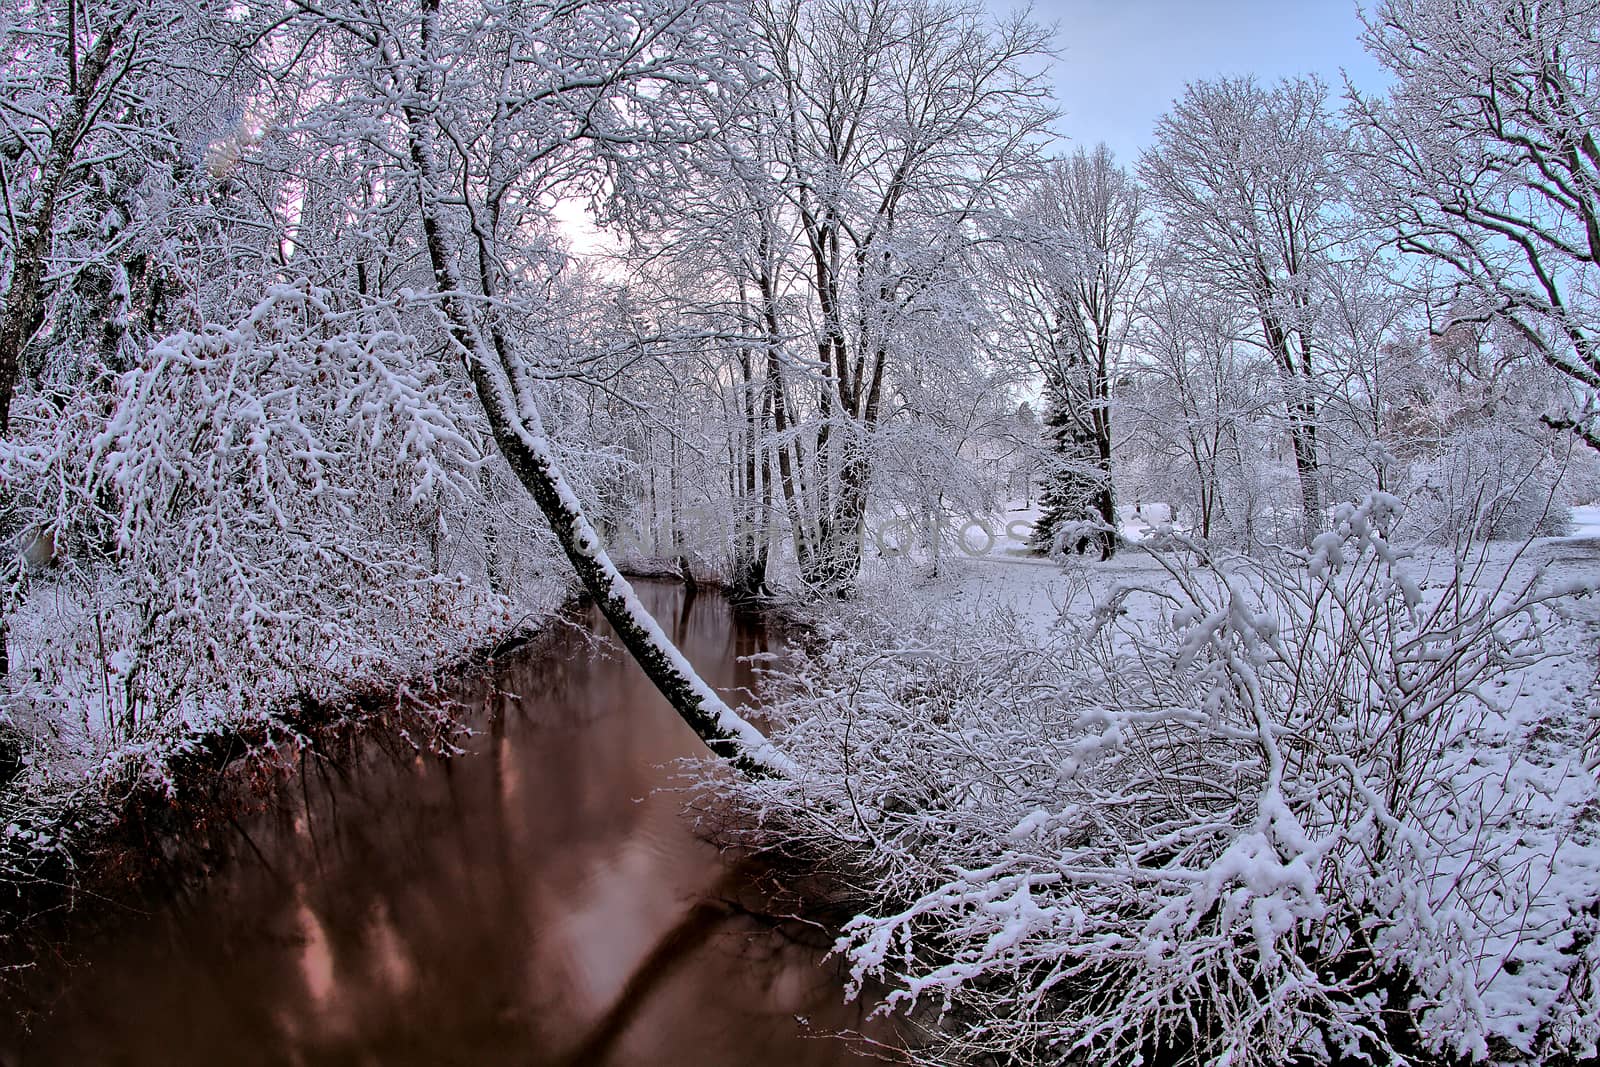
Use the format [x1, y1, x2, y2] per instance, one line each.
[1029, 367, 1115, 558]
[998, 146, 1144, 560]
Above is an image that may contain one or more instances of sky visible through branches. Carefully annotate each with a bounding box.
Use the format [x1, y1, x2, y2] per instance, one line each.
[991, 0, 1392, 162]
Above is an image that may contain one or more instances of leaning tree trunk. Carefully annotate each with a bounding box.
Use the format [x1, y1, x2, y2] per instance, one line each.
[399, 22, 788, 778]
[480, 388, 790, 779]
[464, 325, 789, 777]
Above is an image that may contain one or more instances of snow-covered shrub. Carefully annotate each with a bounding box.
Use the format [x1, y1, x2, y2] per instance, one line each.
[1, 283, 530, 781]
[1407, 424, 1569, 543]
[720, 494, 1599, 1065]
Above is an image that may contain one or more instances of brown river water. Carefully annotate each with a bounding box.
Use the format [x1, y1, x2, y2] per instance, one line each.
[1, 583, 896, 1066]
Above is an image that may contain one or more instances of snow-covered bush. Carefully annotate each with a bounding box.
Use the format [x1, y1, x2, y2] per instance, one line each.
[720, 494, 1599, 1065]
[1, 283, 533, 785]
[1407, 424, 1570, 543]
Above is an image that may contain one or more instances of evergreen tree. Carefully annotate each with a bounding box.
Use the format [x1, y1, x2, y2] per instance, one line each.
[1000, 146, 1142, 561]
[1029, 367, 1115, 558]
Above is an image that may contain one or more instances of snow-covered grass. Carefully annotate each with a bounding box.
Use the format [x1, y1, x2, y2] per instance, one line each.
[719, 498, 1600, 1066]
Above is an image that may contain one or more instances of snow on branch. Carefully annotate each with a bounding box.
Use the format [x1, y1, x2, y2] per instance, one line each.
[717, 494, 1600, 1065]
[5, 282, 503, 772]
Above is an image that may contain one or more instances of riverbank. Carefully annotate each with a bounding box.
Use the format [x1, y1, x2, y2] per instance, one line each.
[0, 573, 574, 996]
[728, 518, 1600, 1065]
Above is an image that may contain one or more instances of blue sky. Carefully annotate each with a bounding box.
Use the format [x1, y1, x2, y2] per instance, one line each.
[988, 0, 1392, 165]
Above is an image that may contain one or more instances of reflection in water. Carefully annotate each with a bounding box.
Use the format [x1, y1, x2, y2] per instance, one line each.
[3, 584, 892, 1065]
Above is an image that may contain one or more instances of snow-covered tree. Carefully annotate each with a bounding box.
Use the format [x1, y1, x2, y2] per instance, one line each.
[1140, 77, 1350, 544]
[1384, 320, 1580, 542]
[1351, 0, 1600, 452]
[995, 145, 1145, 559]
[0, 0, 269, 684]
[732, 0, 1053, 591]
[873, 322, 1015, 577]
[1313, 251, 1415, 500]
[264, 0, 792, 774]
[0, 0, 257, 431]
[1124, 257, 1282, 545]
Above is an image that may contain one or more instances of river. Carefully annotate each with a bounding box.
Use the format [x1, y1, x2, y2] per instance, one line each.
[1, 582, 893, 1065]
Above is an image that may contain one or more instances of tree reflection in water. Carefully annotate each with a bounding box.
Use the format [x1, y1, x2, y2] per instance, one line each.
[4, 583, 897, 1066]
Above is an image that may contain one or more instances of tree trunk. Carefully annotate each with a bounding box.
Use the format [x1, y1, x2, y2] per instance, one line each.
[0, 18, 125, 435]
[728, 340, 769, 600]
[1287, 398, 1323, 542]
[759, 276, 814, 577]
[1093, 430, 1116, 561]
[1091, 347, 1117, 560]
[480, 392, 788, 778]
[803, 444, 869, 592]
[1259, 306, 1323, 544]
[400, 11, 787, 777]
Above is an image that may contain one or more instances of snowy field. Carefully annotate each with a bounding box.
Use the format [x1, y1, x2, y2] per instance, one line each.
[887, 502, 1600, 640]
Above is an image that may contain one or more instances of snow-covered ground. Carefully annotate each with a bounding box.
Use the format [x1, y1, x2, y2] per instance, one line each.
[755, 502, 1600, 1064]
[890, 502, 1600, 639]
